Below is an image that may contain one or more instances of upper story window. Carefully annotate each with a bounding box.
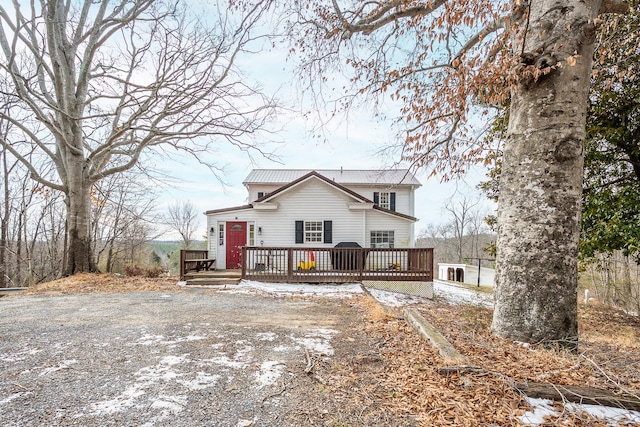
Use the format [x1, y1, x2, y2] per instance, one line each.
[373, 191, 396, 211]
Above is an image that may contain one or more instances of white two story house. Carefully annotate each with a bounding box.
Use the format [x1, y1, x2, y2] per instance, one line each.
[205, 169, 421, 269]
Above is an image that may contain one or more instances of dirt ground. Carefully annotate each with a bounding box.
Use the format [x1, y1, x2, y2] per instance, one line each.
[2, 274, 640, 426]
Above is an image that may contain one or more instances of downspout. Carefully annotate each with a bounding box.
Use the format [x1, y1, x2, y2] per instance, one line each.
[410, 186, 416, 247]
[362, 210, 366, 247]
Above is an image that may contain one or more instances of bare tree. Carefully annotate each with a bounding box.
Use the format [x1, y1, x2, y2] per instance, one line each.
[443, 196, 480, 263]
[164, 200, 200, 249]
[0, 0, 278, 275]
[91, 169, 160, 272]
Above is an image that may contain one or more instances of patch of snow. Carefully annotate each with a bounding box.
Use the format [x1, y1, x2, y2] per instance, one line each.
[367, 288, 430, 307]
[521, 397, 640, 426]
[206, 345, 253, 369]
[433, 280, 493, 307]
[140, 395, 189, 427]
[92, 355, 189, 415]
[177, 372, 220, 390]
[292, 328, 337, 356]
[254, 360, 285, 388]
[0, 393, 23, 406]
[206, 355, 247, 369]
[91, 384, 146, 414]
[159, 355, 185, 366]
[223, 281, 363, 299]
[256, 332, 277, 341]
[136, 333, 206, 346]
[149, 395, 186, 412]
[39, 359, 78, 376]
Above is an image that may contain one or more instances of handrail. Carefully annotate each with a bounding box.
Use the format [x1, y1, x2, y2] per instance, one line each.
[241, 246, 433, 284]
[180, 250, 211, 279]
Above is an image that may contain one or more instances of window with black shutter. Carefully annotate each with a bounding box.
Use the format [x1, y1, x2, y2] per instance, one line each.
[374, 191, 395, 210]
[295, 220, 332, 244]
[295, 220, 304, 244]
[323, 221, 332, 244]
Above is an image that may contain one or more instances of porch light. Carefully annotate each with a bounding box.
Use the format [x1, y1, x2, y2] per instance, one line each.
[258, 227, 262, 235]
[210, 227, 215, 234]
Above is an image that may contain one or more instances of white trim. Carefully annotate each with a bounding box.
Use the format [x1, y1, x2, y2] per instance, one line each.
[348, 202, 374, 210]
[253, 203, 278, 210]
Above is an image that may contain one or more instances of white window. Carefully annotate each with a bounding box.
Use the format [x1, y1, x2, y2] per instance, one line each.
[378, 192, 390, 209]
[218, 224, 224, 246]
[305, 221, 323, 243]
[249, 224, 255, 246]
[371, 231, 394, 248]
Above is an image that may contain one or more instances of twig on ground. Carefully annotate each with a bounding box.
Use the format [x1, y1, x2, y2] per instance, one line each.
[261, 381, 288, 408]
[304, 348, 316, 374]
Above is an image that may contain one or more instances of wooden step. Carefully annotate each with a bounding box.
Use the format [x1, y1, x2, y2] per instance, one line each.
[185, 277, 241, 286]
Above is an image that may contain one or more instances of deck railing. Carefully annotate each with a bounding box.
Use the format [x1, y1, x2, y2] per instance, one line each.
[241, 246, 433, 284]
[180, 249, 215, 279]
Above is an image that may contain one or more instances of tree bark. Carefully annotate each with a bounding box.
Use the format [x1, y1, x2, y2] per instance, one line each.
[492, 0, 600, 345]
[64, 159, 97, 275]
[0, 146, 8, 288]
[515, 381, 640, 412]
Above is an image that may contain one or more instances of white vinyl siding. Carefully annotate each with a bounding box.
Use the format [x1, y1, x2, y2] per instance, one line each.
[365, 212, 412, 248]
[349, 186, 413, 215]
[267, 179, 363, 246]
[249, 184, 281, 201]
[250, 184, 415, 216]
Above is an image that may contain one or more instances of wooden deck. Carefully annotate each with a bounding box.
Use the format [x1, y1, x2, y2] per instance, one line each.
[242, 246, 433, 284]
[181, 247, 434, 285]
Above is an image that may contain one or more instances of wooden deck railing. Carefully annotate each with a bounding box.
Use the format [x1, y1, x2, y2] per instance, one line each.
[241, 247, 433, 284]
[180, 250, 216, 279]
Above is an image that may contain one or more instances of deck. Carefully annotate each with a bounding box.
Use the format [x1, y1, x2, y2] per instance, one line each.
[181, 247, 433, 285]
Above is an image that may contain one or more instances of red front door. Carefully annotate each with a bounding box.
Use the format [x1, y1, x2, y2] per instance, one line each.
[226, 222, 247, 269]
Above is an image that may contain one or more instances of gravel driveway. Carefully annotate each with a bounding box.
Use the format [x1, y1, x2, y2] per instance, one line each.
[0, 288, 378, 426]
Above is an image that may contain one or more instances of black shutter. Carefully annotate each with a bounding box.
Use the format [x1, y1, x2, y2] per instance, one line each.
[323, 221, 332, 244]
[373, 192, 379, 206]
[295, 221, 304, 244]
[390, 192, 396, 211]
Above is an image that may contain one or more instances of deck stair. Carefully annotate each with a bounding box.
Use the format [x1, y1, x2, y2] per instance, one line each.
[183, 270, 241, 286]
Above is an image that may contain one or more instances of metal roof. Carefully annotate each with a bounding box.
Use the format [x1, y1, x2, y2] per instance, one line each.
[243, 169, 421, 187]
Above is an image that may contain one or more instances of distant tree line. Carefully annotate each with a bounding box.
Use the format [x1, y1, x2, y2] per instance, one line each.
[416, 195, 495, 271]
[0, 157, 162, 287]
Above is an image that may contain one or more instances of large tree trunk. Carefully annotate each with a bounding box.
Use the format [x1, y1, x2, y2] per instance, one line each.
[0, 147, 8, 288]
[64, 160, 97, 275]
[492, 0, 600, 345]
